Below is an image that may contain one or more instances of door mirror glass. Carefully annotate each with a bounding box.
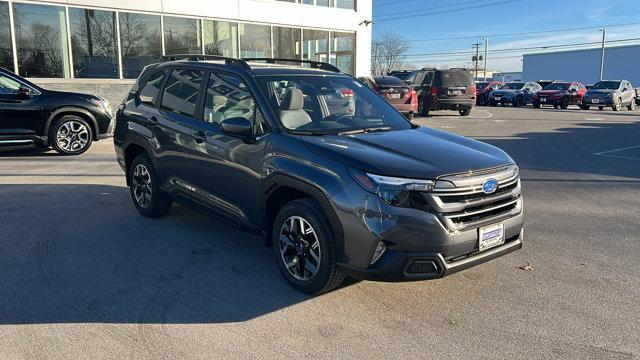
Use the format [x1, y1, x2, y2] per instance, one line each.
[16, 86, 32, 95]
[221, 117, 253, 137]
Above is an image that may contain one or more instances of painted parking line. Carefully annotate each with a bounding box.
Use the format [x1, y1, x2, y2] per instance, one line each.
[594, 145, 640, 161]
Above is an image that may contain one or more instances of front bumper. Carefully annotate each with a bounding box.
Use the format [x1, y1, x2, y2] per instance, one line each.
[340, 230, 523, 281]
[583, 98, 613, 106]
[331, 181, 524, 282]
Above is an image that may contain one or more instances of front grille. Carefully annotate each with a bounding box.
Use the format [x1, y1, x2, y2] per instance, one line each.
[426, 165, 522, 231]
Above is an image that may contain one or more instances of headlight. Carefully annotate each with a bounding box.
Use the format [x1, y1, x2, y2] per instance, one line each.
[348, 167, 434, 207]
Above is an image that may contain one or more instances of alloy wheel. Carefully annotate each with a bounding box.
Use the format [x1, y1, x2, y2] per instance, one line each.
[56, 120, 89, 153]
[278, 216, 321, 281]
[132, 164, 153, 208]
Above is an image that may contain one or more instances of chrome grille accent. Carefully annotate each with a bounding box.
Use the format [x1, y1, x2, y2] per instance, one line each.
[427, 165, 522, 231]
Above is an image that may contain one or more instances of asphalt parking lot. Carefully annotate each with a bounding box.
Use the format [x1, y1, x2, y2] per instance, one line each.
[1, 106, 639, 359]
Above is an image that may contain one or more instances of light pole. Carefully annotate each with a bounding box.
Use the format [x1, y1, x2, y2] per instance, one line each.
[599, 28, 606, 81]
[483, 37, 488, 81]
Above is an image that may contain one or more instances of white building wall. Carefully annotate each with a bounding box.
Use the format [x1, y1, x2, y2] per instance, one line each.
[24, 0, 372, 76]
[523, 45, 640, 86]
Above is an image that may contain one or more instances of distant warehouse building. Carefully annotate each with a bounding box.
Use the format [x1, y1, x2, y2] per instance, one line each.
[523, 44, 640, 86]
[0, 0, 372, 104]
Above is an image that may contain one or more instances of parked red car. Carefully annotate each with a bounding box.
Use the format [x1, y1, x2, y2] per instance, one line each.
[533, 81, 587, 109]
[359, 75, 418, 118]
[475, 81, 503, 106]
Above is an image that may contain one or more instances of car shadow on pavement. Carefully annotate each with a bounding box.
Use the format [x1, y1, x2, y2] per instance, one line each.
[0, 146, 60, 157]
[478, 120, 640, 179]
[0, 184, 312, 324]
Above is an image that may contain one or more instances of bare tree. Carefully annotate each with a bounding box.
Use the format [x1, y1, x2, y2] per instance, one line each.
[371, 32, 411, 75]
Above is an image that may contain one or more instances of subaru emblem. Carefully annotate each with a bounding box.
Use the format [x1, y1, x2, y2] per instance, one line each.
[482, 178, 499, 194]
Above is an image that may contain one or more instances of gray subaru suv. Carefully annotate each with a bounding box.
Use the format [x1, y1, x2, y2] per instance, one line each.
[113, 56, 524, 294]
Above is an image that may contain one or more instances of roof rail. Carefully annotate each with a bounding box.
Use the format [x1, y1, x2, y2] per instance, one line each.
[449, 67, 469, 71]
[243, 58, 341, 73]
[420, 67, 437, 71]
[160, 54, 252, 71]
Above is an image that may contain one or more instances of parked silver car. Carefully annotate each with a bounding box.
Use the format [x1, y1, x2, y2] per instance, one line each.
[582, 80, 636, 111]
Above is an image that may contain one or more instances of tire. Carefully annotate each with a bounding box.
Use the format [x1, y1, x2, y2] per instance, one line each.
[512, 96, 522, 107]
[489, 100, 497, 107]
[553, 104, 559, 109]
[49, 115, 93, 155]
[628, 99, 636, 111]
[128, 153, 173, 218]
[598, 106, 604, 111]
[533, 101, 541, 109]
[459, 108, 471, 116]
[272, 198, 345, 295]
[560, 97, 569, 109]
[477, 95, 486, 106]
[580, 105, 590, 110]
[612, 98, 621, 111]
[417, 96, 429, 117]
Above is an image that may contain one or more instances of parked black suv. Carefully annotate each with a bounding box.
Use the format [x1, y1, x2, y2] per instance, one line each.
[407, 68, 476, 116]
[0, 68, 114, 154]
[114, 56, 524, 294]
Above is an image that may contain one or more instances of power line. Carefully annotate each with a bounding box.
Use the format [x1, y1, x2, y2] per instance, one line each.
[375, 0, 486, 17]
[400, 21, 640, 43]
[400, 37, 640, 58]
[375, 0, 524, 22]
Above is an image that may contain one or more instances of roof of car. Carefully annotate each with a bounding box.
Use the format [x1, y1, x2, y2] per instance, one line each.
[156, 56, 345, 76]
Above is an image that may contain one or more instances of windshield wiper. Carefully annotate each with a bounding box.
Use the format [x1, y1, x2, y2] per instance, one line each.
[338, 126, 392, 135]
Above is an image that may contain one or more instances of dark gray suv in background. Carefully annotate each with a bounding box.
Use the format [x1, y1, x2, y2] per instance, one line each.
[113, 55, 524, 294]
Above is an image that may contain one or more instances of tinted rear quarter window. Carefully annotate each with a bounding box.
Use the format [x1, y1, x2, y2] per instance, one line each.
[160, 69, 204, 117]
[138, 70, 167, 105]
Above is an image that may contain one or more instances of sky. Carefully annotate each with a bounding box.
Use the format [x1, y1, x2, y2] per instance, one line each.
[372, 0, 640, 72]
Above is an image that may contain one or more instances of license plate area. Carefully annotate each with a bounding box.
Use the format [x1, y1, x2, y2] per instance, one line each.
[494, 97, 501, 101]
[478, 223, 505, 251]
[591, 99, 600, 103]
[389, 93, 401, 99]
[448, 90, 463, 96]
[540, 98, 546, 102]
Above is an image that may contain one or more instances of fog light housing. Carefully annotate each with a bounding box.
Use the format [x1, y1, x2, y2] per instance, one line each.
[371, 242, 387, 265]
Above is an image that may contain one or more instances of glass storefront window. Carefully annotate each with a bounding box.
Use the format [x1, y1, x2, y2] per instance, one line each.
[303, 29, 328, 62]
[330, 31, 354, 74]
[69, 8, 118, 79]
[163, 16, 202, 55]
[273, 26, 300, 59]
[0, 2, 13, 71]
[239, 23, 271, 58]
[335, 0, 355, 9]
[13, 3, 71, 78]
[119, 12, 162, 78]
[203, 20, 238, 57]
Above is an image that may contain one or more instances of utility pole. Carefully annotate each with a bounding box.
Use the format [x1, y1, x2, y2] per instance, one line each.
[483, 37, 488, 81]
[472, 43, 481, 79]
[599, 28, 606, 81]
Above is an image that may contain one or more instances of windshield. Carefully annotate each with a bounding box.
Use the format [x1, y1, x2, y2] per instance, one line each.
[543, 83, 570, 91]
[389, 72, 412, 81]
[374, 76, 405, 87]
[258, 75, 412, 135]
[501, 82, 525, 90]
[591, 81, 620, 90]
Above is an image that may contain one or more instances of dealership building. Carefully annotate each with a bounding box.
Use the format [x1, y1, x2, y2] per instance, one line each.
[523, 44, 640, 86]
[0, 0, 372, 103]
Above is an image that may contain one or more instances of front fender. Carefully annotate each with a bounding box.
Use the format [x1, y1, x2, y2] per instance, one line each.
[45, 107, 100, 140]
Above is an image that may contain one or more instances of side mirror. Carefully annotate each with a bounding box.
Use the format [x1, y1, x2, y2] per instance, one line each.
[16, 86, 32, 95]
[221, 117, 253, 138]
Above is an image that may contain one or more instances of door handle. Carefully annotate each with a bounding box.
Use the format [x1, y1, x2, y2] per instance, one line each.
[194, 130, 206, 144]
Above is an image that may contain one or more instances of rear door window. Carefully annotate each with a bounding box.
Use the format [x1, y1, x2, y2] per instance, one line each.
[160, 68, 204, 118]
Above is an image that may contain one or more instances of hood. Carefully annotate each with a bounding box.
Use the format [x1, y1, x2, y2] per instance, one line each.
[536, 90, 564, 96]
[301, 127, 514, 179]
[492, 89, 518, 95]
[586, 89, 616, 95]
[46, 89, 102, 101]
